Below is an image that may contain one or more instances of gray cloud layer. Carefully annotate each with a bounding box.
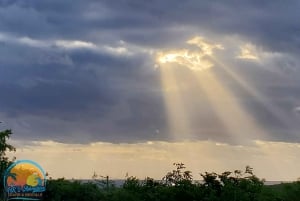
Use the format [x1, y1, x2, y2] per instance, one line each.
[1, 1, 300, 144]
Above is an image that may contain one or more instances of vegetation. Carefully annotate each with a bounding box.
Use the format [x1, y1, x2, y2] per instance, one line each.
[43, 163, 299, 201]
[0, 127, 16, 200]
[1, 128, 300, 200]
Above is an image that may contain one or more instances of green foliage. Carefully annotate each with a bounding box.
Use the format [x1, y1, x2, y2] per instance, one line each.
[217, 166, 264, 201]
[200, 172, 222, 201]
[44, 178, 105, 201]
[258, 185, 282, 201]
[0, 128, 16, 200]
[0, 129, 16, 172]
[163, 162, 193, 186]
[43, 163, 271, 201]
[264, 181, 300, 201]
[123, 176, 141, 191]
[41, 163, 300, 201]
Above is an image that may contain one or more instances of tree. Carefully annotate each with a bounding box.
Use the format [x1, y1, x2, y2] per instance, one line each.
[44, 178, 105, 201]
[200, 171, 222, 201]
[0, 127, 16, 199]
[218, 166, 263, 201]
[163, 163, 193, 186]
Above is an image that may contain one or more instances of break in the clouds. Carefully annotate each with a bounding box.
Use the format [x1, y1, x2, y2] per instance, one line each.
[1, 0, 300, 144]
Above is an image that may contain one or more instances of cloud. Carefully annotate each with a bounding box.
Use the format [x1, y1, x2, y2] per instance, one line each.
[1, 0, 300, 145]
[0, 30, 165, 143]
[237, 43, 259, 60]
[186, 36, 224, 55]
[294, 106, 300, 114]
[156, 36, 224, 71]
[1, 1, 299, 54]
[55, 40, 97, 49]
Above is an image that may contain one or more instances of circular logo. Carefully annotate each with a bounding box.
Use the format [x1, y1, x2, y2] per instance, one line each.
[3, 160, 46, 200]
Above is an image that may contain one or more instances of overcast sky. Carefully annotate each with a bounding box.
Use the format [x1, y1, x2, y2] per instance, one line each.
[1, 0, 300, 180]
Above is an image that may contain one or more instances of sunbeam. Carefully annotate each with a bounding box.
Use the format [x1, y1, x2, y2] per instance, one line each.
[157, 36, 269, 144]
[194, 70, 267, 144]
[158, 62, 191, 140]
[156, 35, 285, 180]
[210, 56, 295, 131]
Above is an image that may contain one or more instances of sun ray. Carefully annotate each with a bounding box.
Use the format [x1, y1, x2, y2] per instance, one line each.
[194, 70, 268, 143]
[156, 36, 285, 179]
[210, 56, 294, 131]
[206, 57, 294, 177]
[157, 51, 224, 170]
[192, 57, 285, 179]
[156, 37, 270, 143]
[158, 62, 191, 140]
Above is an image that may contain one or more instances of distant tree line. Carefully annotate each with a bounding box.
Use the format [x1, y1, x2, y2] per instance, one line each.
[1, 128, 300, 201]
[43, 163, 300, 201]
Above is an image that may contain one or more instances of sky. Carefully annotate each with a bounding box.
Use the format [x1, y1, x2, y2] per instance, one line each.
[1, 0, 300, 181]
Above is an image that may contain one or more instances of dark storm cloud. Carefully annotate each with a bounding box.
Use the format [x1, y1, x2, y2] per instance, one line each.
[1, 0, 300, 144]
[1, 49, 111, 116]
[99, 0, 300, 53]
[0, 37, 166, 143]
[1, 0, 300, 50]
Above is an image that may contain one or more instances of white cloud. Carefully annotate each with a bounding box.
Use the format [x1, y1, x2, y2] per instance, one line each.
[18, 37, 48, 48]
[294, 106, 300, 114]
[55, 40, 97, 49]
[237, 43, 259, 60]
[103, 45, 131, 55]
[187, 36, 224, 55]
[0, 32, 136, 57]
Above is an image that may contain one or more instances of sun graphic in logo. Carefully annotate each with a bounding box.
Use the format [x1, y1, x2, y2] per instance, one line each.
[26, 173, 42, 187]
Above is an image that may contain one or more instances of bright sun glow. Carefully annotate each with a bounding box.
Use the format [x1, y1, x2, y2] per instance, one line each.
[157, 36, 224, 71]
[158, 52, 179, 63]
[157, 50, 213, 71]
